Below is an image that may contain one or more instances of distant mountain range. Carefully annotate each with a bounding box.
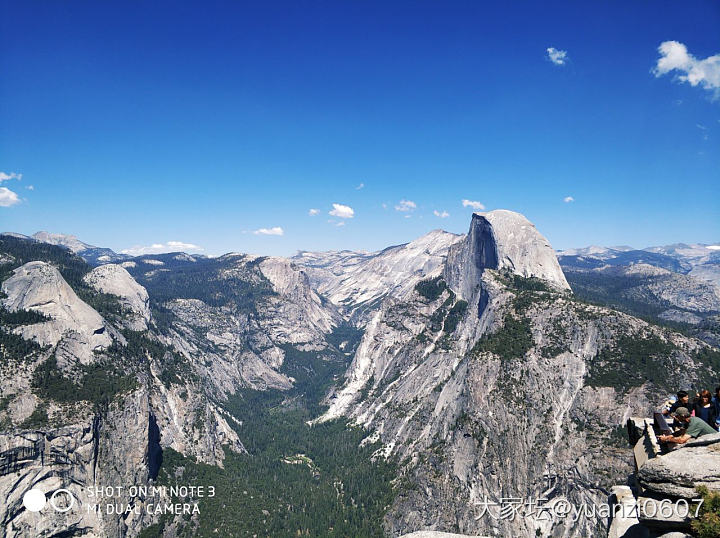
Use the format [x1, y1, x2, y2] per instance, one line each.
[557, 242, 720, 285]
[2, 213, 719, 537]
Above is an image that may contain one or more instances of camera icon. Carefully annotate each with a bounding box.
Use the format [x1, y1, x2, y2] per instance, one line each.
[22, 488, 76, 513]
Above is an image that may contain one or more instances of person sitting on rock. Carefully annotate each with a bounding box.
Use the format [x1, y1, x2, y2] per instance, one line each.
[658, 407, 717, 445]
[694, 389, 718, 430]
[663, 390, 691, 415]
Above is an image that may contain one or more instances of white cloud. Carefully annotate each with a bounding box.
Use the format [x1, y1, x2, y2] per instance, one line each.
[394, 199, 416, 212]
[308, 208, 320, 216]
[433, 210, 450, 218]
[707, 245, 720, 251]
[26, 185, 34, 191]
[355, 182, 364, 190]
[0, 187, 20, 207]
[653, 41, 720, 95]
[253, 227, 284, 236]
[336, 221, 346, 227]
[121, 240, 204, 256]
[0, 171, 22, 183]
[329, 203, 354, 218]
[563, 196, 575, 203]
[461, 199, 485, 210]
[546, 47, 568, 66]
[167, 241, 202, 249]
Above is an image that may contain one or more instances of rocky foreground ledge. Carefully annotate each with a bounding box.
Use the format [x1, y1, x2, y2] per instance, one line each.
[606, 418, 720, 537]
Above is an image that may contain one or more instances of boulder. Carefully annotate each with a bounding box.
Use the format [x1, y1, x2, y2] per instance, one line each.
[638, 443, 720, 498]
[1, 261, 111, 352]
[83, 263, 151, 331]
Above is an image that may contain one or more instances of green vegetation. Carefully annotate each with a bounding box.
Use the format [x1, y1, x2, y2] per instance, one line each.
[695, 346, 720, 373]
[325, 324, 364, 355]
[415, 276, 447, 301]
[507, 273, 552, 292]
[471, 313, 533, 361]
[539, 319, 570, 358]
[443, 300, 468, 334]
[564, 270, 715, 333]
[585, 333, 678, 392]
[132, 257, 275, 311]
[467, 275, 548, 361]
[31, 355, 137, 406]
[608, 424, 629, 448]
[0, 307, 50, 326]
[415, 277, 469, 347]
[0, 327, 43, 363]
[144, 321, 396, 537]
[278, 345, 351, 416]
[150, 364, 397, 537]
[0, 307, 51, 362]
[691, 485, 720, 538]
[0, 235, 91, 285]
[453, 410, 485, 442]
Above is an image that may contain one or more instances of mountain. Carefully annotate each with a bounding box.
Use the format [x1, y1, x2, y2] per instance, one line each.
[31, 231, 95, 253]
[316, 211, 719, 537]
[558, 241, 720, 287]
[558, 241, 720, 348]
[294, 229, 463, 324]
[0, 231, 132, 265]
[1, 213, 719, 537]
[0, 235, 250, 536]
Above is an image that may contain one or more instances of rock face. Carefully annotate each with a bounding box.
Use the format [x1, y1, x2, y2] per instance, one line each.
[84, 264, 151, 331]
[0, 241, 245, 537]
[30, 231, 129, 265]
[32, 231, 94, 253]
[319, 211, 716, 537]
[639, 442, 720, 498]
[0, 389, 163, 537]
[454, 210, 570, 292]
[258, 256, 340, 340]
[1, 216, 718, 538]
[2, 261, 111, 362]
[560, 248, 720, 347]
[295, 229, 464, 324]
[152, 253, 344, 394]
[593, 264, 720, 314]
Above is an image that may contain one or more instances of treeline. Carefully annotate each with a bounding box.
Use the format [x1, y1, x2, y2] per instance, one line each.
[31, 355, 137, 407]
[0, 307, 50, 326]
[148, 400, 396, 537]
[0, 328, 43, 363]
[144, 338, 397, 538]
[129, 257, 276, 312]
[585, 333, 678, 392]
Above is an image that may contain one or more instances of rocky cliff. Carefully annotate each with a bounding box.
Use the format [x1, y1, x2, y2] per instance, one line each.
[0, 238, 244, 537]
[318, 210, 718, 537]
[1, 214, 718, 537]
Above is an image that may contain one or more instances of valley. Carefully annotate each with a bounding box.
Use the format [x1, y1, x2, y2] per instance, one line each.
[1, 211, 719, 537]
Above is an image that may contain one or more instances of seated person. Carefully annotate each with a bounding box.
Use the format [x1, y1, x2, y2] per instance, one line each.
[658, 407, 717, 445]
[663, 391, 691, 415]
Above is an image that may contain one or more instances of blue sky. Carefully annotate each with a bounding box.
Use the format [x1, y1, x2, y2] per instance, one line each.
[1, 1, 718, 256]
